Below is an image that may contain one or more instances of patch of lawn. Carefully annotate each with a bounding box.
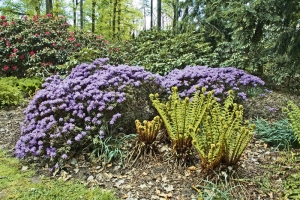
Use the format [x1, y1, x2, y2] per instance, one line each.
[0, 150, 117, 200]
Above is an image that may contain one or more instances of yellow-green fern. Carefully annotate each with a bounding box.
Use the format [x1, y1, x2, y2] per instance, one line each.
[150, 86, 216, 155]
[191, 90, 254, 169]
[135, 116, 162, 144]
[283, 101, 300, 143]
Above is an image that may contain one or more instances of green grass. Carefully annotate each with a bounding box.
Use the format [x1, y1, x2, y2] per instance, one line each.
[0, 150, 118, 200]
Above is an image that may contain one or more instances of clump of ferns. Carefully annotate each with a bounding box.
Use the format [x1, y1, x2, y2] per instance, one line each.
[150, 86, 216, 166]
[127, 116, 163, 167]
[283, 101, 300, 144]
[191, 90, 256, 173]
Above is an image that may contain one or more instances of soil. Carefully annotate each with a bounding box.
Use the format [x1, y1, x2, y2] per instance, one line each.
[1, 90, 300, 200]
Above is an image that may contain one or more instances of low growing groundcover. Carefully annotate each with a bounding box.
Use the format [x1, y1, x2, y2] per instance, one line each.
[0, 150, 117, 200]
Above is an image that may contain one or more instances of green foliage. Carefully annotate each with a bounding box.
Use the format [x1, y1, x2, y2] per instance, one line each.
[283, 101, 300, 145]
[57, 47, 102, 74]
[127, 30, 213, 75]
[135, 116, 162, 145]
[253, 118, 298, 150]
[150, 86, 216, 156]
[283, 170, 300, 199]
[192, 90, 255, 169]
[90, 134, 135, 166]
[0, 77, 24, 107]
[0, 76, 42, 107]
[0, 150, 117, 200]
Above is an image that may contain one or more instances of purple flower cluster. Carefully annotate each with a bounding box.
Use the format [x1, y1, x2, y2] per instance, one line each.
[15, 58, 163, 165]
[161, 66, 265, 101]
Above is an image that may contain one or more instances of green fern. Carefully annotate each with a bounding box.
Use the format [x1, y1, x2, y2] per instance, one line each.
[150, 86, 216, 156]
[135, 116, 162, 144]
[283, 101, 300, 143]
[191, 90, 255, 169]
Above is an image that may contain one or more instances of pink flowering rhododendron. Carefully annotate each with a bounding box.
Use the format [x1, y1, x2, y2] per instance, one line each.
[1, 15, 6, 20]
[13, 66, 18, 70]
[3, 65, 9, 71]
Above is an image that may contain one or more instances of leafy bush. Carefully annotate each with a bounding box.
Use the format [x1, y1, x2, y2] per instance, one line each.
[15, 58, 164, 168]
[126, 30, 213, 75]
[0, 79, 24, 107]
[253, 118, 298, 150]
[0, 76, 42, 107]
[0, 15, 106, 78]
[161, 66, 265, 102]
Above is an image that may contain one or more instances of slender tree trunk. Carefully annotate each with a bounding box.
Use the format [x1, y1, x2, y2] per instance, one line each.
[46, 0, 53, 14]
[92, 0, 96, 33]
[80, 0, 83, 30]
[172, 0, 179, 34]
[150, 0, 153, 28]
[112, 0, 117, 39]
[157, 0, 161, 30]
[117, 0, 121, 40]
[73, 0, 78, 28]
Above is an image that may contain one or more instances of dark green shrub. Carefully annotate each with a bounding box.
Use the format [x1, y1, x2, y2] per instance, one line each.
[126, 30, 213, 75]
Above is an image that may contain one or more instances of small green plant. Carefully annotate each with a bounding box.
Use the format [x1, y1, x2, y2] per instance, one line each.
[150, 87, 216, 160]
[90, 133, 135, 166]
[283, 171, 300, 199]
[135, 116, 162, 145]
[126, 116, 163, 167]
[254, 118, 298, 150]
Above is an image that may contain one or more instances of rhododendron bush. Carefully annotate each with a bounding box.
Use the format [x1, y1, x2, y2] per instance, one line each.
[15, 58, 265, 167]
[0, 15, 105, 78]
[15, 58, 163, 167]
[162, 66, 265, 102]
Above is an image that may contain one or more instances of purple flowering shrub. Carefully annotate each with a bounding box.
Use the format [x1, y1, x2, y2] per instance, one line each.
[15, 58, 163, 167]
[162, 66, 265, 102]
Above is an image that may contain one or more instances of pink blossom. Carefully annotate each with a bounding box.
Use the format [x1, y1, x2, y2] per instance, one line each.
[2, 22, 8, 26]
[24, 15, 28, 20]
[35, 33, 39, 37]
[3, 66, 9, 71]
[20, 55, 25, 60]
[33, 16, 38, 21]
[75, 43, 80, 47]
[47, 13, 52, 18]
[52, 43, 57, 47]
[13, 66, 17, 70]
[1, 15, 6, 20]
[69, 37, 75, 42]
[13, 48, 18, 53]
[30, 51, 35, 56]
[45, 31, 50, 35]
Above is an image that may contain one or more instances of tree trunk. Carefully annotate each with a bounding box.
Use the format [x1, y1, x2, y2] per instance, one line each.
[92, 0, 96, 33]
[112, 0, 117, 39]
[172, 0, 179, 34]
[117, 0, 121, 40]
[150, 0, 153, 28]
[73, 0, 78, 28]
[80, 0, 83, 30]
[46, 0, 53, 14]
[157, 0, 161, 30]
